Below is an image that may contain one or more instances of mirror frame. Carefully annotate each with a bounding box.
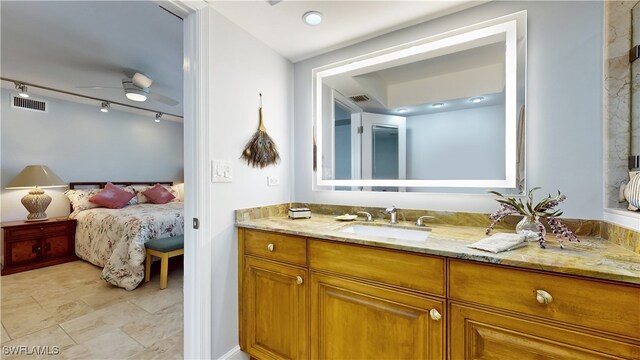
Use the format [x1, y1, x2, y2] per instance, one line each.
[313, 11, 526, 190]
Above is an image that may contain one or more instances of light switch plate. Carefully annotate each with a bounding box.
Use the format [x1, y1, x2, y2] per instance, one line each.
[212, 160, 232, 183]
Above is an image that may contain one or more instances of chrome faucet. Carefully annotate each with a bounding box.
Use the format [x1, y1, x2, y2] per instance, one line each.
[385, 205, 398, 224]
[416, 215, 435, 227]
[357, 211, 373, 222]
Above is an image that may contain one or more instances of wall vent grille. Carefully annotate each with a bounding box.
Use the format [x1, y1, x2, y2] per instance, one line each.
[11, 95, 48, 113]
[349, 94, 370, 102]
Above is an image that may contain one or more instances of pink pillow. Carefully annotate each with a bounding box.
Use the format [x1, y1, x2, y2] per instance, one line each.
[142, 183, 176, 204]
[89, 183, 135, 209]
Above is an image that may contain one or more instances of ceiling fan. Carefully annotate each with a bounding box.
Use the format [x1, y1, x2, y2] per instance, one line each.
[78, 71, 179, 106]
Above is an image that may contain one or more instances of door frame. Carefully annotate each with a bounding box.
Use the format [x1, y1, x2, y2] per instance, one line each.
[158, 1, 211, 358]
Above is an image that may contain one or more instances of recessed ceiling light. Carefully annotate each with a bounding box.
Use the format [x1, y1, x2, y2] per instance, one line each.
[100, 101, 110, 113]
[432, 103, 445, 108]
[396, 108, 408, 113]
[469, 96, 485, 104]
[302, 11, 323, 26]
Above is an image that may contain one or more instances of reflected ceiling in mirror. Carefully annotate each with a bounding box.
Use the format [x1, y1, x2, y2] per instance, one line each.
[313, 11, 526, 193]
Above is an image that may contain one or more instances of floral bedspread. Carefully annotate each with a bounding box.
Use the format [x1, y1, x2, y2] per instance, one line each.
[71, 203, 184, 290]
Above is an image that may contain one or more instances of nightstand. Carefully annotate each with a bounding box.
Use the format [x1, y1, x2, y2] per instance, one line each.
[1, 218, 77, 275]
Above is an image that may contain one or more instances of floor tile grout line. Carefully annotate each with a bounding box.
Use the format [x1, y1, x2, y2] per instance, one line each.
[57, 323, 79, 345]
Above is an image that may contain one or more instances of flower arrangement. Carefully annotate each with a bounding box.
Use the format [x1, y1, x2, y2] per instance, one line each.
[486, 187, 579, 249]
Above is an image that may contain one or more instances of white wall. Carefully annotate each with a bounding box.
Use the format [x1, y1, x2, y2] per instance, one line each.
[406, 105, 505, 181]
[0, 89, 184, 221]
[206, 8, 293, 358]
[294, 1, 604, 219]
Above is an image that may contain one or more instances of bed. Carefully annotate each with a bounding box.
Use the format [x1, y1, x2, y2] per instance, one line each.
[67, 182, 184, 290]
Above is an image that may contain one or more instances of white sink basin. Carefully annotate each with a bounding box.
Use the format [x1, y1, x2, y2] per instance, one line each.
[340, 224, 430, 242]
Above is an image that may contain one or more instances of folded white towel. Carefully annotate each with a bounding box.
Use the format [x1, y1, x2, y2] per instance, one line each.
[468, 233, 527, 253]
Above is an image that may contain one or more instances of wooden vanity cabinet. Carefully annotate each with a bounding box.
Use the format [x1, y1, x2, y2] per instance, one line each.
[239, 228, 640, 360]
[240, 229, 445, 360]
[448, 260, 640, 359]
[239, 229, 308, 360]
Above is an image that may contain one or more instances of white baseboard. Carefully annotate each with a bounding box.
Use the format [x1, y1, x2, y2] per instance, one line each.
[218, 346, 248, 360]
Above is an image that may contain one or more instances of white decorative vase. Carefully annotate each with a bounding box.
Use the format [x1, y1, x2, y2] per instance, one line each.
[620, 171, 640, 211]
[515, 215, 545, 241]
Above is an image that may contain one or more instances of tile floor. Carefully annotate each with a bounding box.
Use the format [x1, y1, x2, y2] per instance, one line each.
[1, 259, 184, 359]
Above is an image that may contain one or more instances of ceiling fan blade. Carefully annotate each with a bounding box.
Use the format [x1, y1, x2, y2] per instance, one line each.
[132, 72, 153, 88]
[149, 92, 180, 106]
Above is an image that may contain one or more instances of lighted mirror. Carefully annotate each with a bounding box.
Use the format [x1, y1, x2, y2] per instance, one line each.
[313, 11, 526, 193]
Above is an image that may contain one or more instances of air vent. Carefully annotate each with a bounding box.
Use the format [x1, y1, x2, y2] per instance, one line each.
[349, 94, 370, 102]
[11, 95, 47, 113]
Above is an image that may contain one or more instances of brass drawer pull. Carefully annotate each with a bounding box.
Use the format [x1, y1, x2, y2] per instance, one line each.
[429, 309, 441, 321]
[296, 276, 303, 285]
[536, 289, 553, 305]
[267, 243, 275, 252]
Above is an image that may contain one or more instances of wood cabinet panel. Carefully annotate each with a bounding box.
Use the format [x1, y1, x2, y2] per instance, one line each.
[309, 239, 445, 296]
[311, 272, 444, 360]
[449, 303, 640, 360]
[244, 229, 307, 267]
[9, 238, 40, 265]
[449, 260, 640, 339]
[243, 256, 308, 360]
[44, 235, 71, 259]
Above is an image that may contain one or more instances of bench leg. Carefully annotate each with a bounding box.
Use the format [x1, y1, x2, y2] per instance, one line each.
[145, 253, 152, 283]
[159, 252, 169, 290]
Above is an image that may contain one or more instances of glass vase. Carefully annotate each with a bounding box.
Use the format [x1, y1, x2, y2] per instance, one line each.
[516, 215, 546, 241]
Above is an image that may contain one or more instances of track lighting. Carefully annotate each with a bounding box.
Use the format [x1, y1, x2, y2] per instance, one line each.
[15, 82, 29, 98]
[3, 77, 182, 121]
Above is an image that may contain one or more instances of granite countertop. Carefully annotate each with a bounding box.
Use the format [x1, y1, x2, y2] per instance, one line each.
[236, 214, 640, 285]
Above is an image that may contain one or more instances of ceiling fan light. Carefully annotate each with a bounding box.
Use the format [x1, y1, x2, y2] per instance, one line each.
[122, 80, 149, 102]
[126, 91, 147, 102]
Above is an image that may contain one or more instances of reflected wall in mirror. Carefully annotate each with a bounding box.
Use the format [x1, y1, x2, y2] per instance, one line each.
[314, 11, 526, 193]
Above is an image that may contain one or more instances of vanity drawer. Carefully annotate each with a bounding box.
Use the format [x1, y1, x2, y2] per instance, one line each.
[243, 229, 307, 267]
[309, 239, 445, 296]
[449, 260, 640, 339]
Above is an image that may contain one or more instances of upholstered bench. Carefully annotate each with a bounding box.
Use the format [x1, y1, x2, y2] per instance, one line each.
[144, 235, 184, 289]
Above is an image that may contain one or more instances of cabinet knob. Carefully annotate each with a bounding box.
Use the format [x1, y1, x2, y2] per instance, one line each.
[429, 309, 441, 321]
[536, 289, 553, 305]
[40, 228, 44, 231]
[296, 276, 303, 285]
[267, 243, 275, 252]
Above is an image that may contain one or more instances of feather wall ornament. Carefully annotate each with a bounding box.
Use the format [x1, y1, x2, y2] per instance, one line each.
[241, 93, 281, 168]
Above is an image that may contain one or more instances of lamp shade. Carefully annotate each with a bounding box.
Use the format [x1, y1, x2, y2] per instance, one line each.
[6, 165, 66, 189]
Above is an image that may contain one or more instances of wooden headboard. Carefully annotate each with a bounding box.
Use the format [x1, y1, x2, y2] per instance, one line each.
[68, 181, 174, 212]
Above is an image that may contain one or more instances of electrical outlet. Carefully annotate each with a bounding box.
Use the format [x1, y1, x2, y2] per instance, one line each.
[267, 176, 280, 187]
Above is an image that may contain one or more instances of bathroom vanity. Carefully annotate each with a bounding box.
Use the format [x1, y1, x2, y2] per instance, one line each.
[237, 213, 640, 360]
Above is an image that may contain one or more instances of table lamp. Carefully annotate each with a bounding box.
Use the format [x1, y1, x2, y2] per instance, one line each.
[6, 165, 67, 221]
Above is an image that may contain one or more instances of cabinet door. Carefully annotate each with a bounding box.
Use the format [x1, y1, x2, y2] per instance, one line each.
[449, 303, 640, 360]
[8, 238, 41, 266]
[311, 272, 444, 360]
[43, 234, 71, 259]
[243, 256, 308, 360]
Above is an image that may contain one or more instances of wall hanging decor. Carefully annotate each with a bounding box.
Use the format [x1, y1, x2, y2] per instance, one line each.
[241, 93, 280, 168]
